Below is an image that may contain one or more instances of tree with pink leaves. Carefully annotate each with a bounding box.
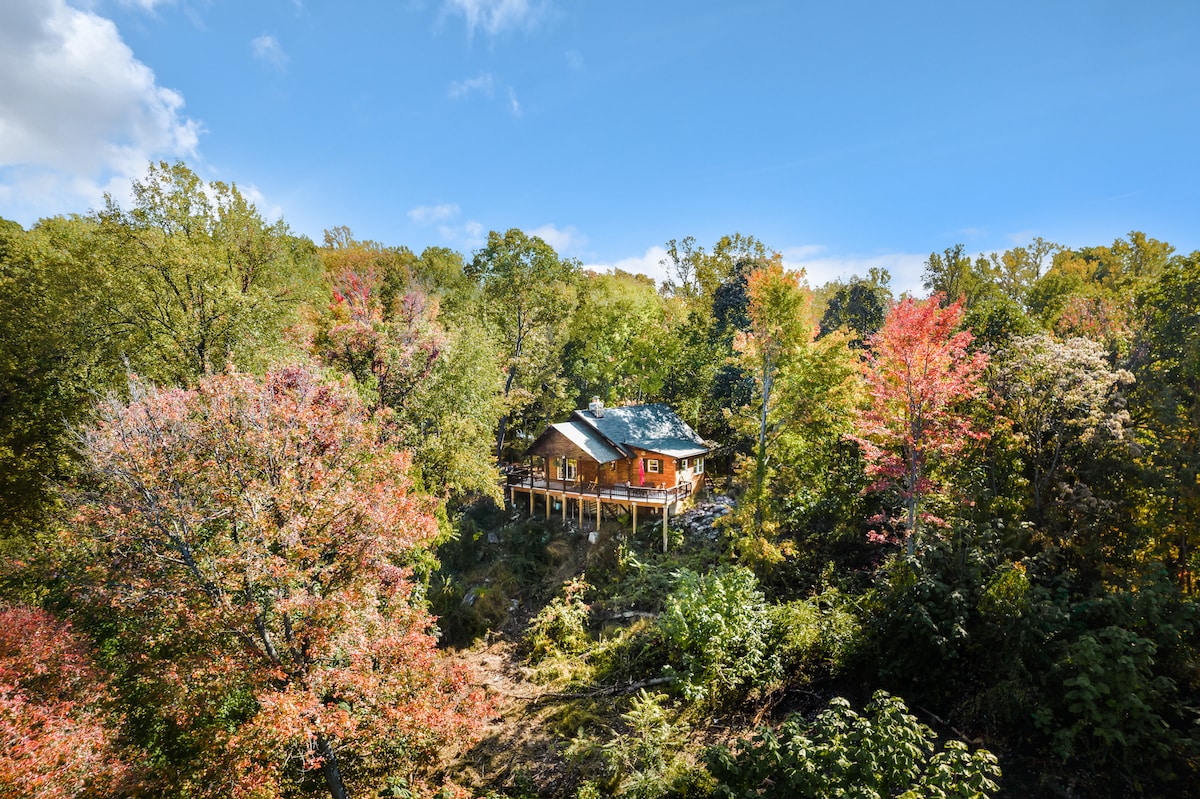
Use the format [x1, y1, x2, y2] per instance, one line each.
[71, 366, 488, 799]
[0, 605, 134, 798]
[854, 294, 989, 554]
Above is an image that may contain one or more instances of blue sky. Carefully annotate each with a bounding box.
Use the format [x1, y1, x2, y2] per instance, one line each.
[2, 0, 1198, 292]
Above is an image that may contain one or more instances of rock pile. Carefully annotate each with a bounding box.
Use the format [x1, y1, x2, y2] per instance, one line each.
[671, 495, 734, 542]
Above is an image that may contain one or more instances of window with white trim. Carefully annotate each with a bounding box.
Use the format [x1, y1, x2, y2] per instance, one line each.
[695, 457, 704, 474]
[556, 458, 577, 480]
[647, 458, 661, 474]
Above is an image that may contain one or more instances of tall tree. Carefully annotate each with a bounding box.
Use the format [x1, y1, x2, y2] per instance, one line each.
[1134, 250, 1200, 591]
[94, 161, 320, 386]
[467, 228, 580, 461]
[728, 260, 856, 546]
[855, 295, 988, 553]
[70, 367, 486, 798]
[818, 268, 893, 347]
[990, 334, 1135, 526]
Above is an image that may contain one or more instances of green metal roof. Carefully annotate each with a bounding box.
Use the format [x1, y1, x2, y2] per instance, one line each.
[551, 421, 624, 464]
[571, 403, 709, 459]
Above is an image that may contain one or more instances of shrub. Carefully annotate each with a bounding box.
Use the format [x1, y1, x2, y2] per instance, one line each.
[707, 690, 1001, 799]
[659, 567, 780, 706]
[525, 578, 592, 664]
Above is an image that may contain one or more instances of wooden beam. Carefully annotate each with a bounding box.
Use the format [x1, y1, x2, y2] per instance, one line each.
[662, 504, 669, 553]
[632, 503, 637, 536]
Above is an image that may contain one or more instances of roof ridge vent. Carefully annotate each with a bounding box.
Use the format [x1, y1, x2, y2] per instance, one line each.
[588, 396, 604, 418]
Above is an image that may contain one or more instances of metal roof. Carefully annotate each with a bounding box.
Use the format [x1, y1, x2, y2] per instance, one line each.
[548, 421, 624, 464]
[571, 403, 709, 458]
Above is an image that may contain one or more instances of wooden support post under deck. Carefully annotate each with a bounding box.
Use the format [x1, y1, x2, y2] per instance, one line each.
[561, 493, 566, 521]
[545, 491, 550, 517]
[662, 505, 669, 553]
[528, 488, 533, 514]
[632, 503, 637, 535]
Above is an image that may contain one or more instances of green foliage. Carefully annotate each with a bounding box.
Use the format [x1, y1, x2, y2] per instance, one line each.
[707, 691, 1000, 799]
[569, 690, 710, 799]
[525, 578, 592, 664]
[659, 567, 780, 705]
[94, 161, 321, 385]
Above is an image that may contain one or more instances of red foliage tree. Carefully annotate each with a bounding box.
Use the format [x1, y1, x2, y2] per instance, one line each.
[71, 366, 487, 799]
[0, 605, 133, 798]
[854, 295, 988, 554]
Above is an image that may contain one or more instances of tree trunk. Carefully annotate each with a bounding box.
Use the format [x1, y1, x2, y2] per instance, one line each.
[317, 736, 349, 799]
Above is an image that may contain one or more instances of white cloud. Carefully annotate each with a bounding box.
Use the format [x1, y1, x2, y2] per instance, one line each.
[782, 248, 927, 296]
[448, 72, 494, 99]
[442, 0, 548, 39]
[436, 219, 486, 249]
[408, 202, 461, 224]
[584, 245, 673, 286]
[529, 223, 584, 255]
[507, 86, 521, 116]
[0, 0, 200, 222]
[116, 0, 175, 12]
[251, 34, 288, 70]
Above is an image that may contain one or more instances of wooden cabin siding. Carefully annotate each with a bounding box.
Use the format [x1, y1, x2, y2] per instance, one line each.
[527, 427, 591, 461]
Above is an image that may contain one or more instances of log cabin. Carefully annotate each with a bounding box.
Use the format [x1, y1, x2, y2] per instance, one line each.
[505, 399, 710, 551]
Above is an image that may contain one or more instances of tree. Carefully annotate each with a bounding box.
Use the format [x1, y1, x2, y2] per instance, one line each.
[0, 216, 126, 540]
[1134, 250, 1200, 591]
[818, 268, 893, 347]
[855, 295, 988, 554]
[94, 161, 320, 386]
[989, 334, 1134, 526]
[728, 260, 855, 544]
[467, 228, 580, 461]
[921, 244, 996, 308]
[70, 367, 487, 798]
[0, 605, 134, 798]
[562, 270, 678, 406]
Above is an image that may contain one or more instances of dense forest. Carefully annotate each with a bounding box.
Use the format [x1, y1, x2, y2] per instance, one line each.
[1, 161, 1197, 798]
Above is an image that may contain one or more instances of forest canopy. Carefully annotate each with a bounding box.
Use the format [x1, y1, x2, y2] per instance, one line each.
[0, 161, 1197, 798]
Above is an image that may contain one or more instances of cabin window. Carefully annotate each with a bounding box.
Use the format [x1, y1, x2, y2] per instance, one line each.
[647, 458, 661, 474]
[695, 457, 704, 474]
[680, 458, 688, 470]
[556, 458, 578, 480]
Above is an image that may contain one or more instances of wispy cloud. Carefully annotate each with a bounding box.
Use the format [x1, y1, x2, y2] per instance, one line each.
[530, 223, 584, 255]
[442, 0, 549, 39]
[408, 203, 461, 225]
[584, 246, 673, 286]
[565, 49, 583, 70]
[116, 0, 175, 12]
[448, 73, 495, 99]
[0, 0, 200, 222]
[250, 34, 288, 70]
[781, 246, 927, 296]
[507, 86, 521, 116]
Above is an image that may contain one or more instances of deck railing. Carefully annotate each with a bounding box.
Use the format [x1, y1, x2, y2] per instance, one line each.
[503, 470, 692, 505]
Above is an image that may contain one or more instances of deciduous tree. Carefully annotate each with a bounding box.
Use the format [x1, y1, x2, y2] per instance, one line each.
[0, 605, 134, 798]
[467, 229, 580, 461]
[71, 366, 486, 799]
[855, 295, 988, 553]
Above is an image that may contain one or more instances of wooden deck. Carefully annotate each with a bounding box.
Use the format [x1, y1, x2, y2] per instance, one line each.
[504, 471, 692, 507]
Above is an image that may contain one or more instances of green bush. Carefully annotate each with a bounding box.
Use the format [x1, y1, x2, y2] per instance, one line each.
[568, 690, 712, 799]
[707, 691, 1001, 799]
[524, 578, 591, 664]
[659, 566, 780, 706]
